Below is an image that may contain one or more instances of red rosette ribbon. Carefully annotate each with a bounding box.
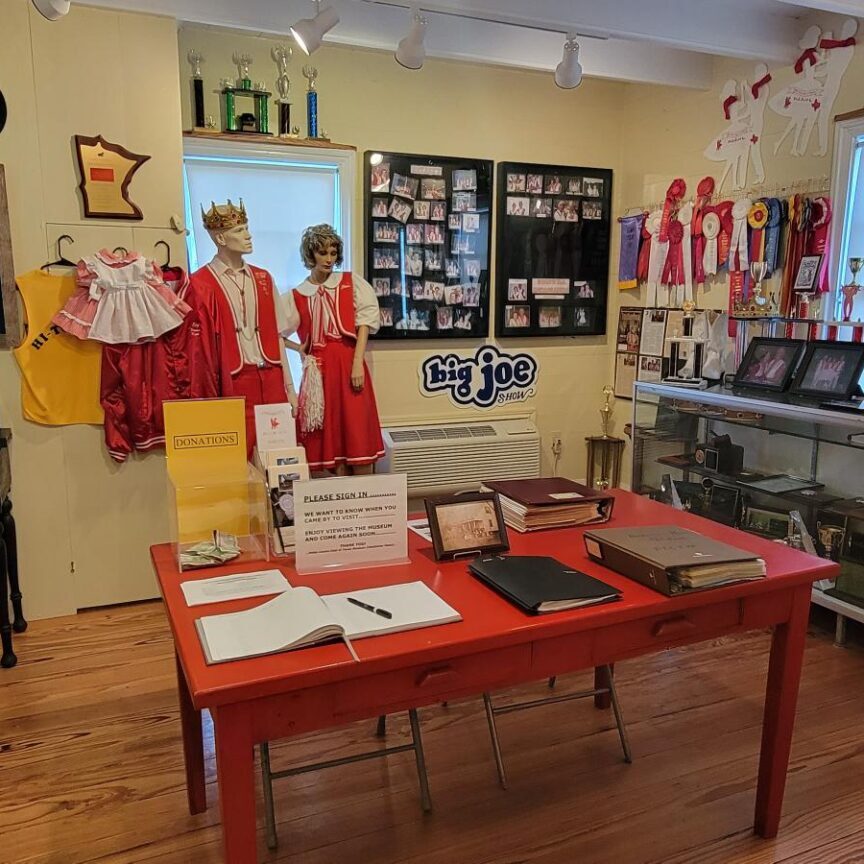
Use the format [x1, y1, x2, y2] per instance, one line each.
[661, 219, 685, 286]
[659, 178, 686, 243]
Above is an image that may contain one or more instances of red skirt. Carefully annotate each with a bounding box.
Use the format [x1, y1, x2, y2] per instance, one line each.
[299, 339, 385, 469]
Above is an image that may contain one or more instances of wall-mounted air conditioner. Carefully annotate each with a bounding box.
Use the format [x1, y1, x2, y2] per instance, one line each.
[379, 418, 541, 497]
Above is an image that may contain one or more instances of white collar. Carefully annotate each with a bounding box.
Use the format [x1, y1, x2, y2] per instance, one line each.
[296, 272, 342, 295]
[208, 255, 252, 279]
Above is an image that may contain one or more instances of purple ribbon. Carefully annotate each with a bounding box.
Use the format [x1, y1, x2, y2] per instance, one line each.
[618, 214, 643, 289]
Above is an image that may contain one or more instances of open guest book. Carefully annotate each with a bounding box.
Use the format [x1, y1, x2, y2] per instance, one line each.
[196, 581, 462, 664]
[480, 477, 614, 532]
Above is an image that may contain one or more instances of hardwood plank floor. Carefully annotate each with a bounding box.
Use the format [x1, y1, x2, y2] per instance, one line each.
[1, 602, 863, 864]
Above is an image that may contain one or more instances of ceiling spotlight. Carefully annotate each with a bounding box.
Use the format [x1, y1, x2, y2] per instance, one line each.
[290, 1, 340, 55]
[554, 34, 582, 89]
[32, 0, 71, 20]
[395, 9, 427, 70]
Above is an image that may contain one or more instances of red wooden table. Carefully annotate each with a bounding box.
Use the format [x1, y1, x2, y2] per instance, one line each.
[152, 490, 837, 863]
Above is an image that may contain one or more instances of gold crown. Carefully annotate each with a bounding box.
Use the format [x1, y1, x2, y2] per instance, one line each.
[201, 198, 248, 231]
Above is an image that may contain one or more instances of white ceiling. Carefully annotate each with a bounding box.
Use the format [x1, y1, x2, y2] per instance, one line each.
[80, 0, 864, 88]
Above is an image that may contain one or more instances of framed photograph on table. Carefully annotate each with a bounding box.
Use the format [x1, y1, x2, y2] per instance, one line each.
[364, 150, 493, 340]
[733, 337, 806, 392]
[792, 254, 823, 293]
[495, 160, 612, 337]
[790, 340, 864, 400]
[424, 492, 509, 561]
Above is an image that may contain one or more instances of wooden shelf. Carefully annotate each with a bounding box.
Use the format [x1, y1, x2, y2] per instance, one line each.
[184, 129, 356, 151]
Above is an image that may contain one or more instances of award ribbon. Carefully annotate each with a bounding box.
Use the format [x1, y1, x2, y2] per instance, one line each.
[617, 214, 644, 290]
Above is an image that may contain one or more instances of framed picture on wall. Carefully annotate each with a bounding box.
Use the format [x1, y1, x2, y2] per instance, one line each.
[0, 165, 20, 348]
[363, 150, 493, 340]
[495, 160, 612, 338]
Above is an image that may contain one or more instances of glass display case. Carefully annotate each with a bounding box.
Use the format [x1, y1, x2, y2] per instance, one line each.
[632, 381, 864, 636]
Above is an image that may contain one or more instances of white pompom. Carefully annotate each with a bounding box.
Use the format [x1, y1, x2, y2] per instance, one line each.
[298, 354, 325, 433]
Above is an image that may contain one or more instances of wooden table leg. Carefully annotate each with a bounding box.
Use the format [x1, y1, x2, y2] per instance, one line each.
[176, 653, 206, 814]
[594, 665, 612, 709]
[754, 584, 810, 838]
[213, 703, 258, 864]
[0, 528, 16, 669]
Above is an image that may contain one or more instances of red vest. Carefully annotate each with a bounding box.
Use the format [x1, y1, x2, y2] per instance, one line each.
[293, 272, 358, 352]
[189, 263, 283, 376]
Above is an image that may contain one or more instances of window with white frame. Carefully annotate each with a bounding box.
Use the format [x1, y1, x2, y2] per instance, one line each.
[829, 112, 864, 327]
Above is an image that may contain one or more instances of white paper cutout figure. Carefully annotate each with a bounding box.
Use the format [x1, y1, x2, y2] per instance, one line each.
[771, 20, 858, 157]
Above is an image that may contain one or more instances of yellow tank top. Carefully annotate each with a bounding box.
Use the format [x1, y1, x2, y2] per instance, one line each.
[13, 270, 103, 425]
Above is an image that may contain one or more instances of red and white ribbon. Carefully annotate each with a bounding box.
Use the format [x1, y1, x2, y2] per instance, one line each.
[645, 210, 668, 307]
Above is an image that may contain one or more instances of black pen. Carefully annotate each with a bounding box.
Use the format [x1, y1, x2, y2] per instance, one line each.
[347, 597, 393, 619]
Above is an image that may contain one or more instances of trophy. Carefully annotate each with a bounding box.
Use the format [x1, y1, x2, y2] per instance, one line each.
[817, 521, 846, 562]
[233, 52, 253, 90]
[187, 49, 206, 129]
[841, 257, 863, 322]
[303, 65, 319, 138]
[748, 261, 771, 314]
[272, 44, 293, 137]
[585, 385, 625, 490]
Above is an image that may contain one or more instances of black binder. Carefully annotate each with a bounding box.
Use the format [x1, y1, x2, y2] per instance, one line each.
[469, 555, 621, 614]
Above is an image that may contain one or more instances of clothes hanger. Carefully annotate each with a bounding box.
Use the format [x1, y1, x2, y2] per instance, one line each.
[41, 234, 76, 271]
[154, 240, 172, 268]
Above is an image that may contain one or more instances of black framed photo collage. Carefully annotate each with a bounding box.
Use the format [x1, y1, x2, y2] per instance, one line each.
[363, 152, 612, 340]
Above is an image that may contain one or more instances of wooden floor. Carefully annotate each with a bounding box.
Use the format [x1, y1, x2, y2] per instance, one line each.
[2, 603, 864, 864]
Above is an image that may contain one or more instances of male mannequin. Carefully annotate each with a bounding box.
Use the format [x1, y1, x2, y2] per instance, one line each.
[189, 199, 297, 455]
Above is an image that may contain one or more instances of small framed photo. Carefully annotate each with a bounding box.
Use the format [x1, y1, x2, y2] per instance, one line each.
[424, 223, 445, 244]
[742, 504, 792, 540]
[406, 223, 423, 244]
[373, 247, 400, 269]
[370, 163, 391, 193]
[505, 305, 531, 328]
[574, 307, 595, 329]
[790, 340, 864, 400]
[404, 247, 423, 276]
[445, 258, 460, 279]
[532, 197, 552, 218]
[453, 192, 476, 212]
[582, 201, 603, 220]
[508, 279, 528, 301]
[391, 173, 419, 199]
[506, 173, 526, 193]
[424, 248, 443, 271]
[373, 221, 400, 243]
[793, 254, 823, 293]
[413, 200, 430, 220]
[425, 280, 445, 302]
[379, 307, 393, 327]
[465, 259, 481, 279]
[371, 197, 388, 218]
[575, 281, 594, 299]
[397, 308, 431, 331]
[430, 201, 446, 221]
[410, 279, 426, 300]
[506, 196, 530, 216]
[454, 309, 474, 330]
[526, 174, 543, 194]
[448, 213, 461, 230]
[734, 337, 806, 392]
[372, 277, 391, 296]
[553, 198, 579, 222]
[539, 306, 562, 328]
[583, 177, 603, 197]
[566, 177, 582, 195]
[462, 213, 480, 232]
[388, 198, 412, 223]
[425, 492, 509, 561]
[436, 306, 453, 329]
[544, 175, 563, 194]
[444, 284, 464, 305]
[452, 169, 477, 191]
[265, 447, 306, 474]
[421, 177, 446, 200]
[463, 284, 481, 307]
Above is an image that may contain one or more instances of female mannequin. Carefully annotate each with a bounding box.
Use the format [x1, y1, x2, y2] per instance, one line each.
[291, 224, 384, 475]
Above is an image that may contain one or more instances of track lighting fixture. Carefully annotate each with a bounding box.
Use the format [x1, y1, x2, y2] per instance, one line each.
[395, 8, 428, 70]
[554, 34, 583, 89]
[32, 0, 71, 21]
[290, 0, 340, 55]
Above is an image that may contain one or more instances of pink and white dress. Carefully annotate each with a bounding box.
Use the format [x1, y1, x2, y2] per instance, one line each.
[53, 249, 190, 344]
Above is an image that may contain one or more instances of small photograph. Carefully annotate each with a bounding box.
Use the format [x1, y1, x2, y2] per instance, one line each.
[372, 277, 391, 296]
[408, 308, 430, 331]
[373, 247, 399, 269]
[506, 173, 527, 193]
[409, 278, 425, 299]
[276, 469, 303, 495]
[405, 247, 423, 276]
[553, 198, 579, 222]
[444, 284, 464, 305]
[462, 213, 480, 232]
[526, 173, 543, 194]
[539, 306, 562, 328]
[465, 259, 481, 280]
[639, 355, 662, 377]
[448, 213, 462, 230]
[575, 281, 595, 299]
[574, 307, 595, 329]
[428, 494, 507, 559]
[388, 198, 412, 223]
[413, 201, 431, 220]
[437, 306, 453, 329]
[370, 162, 391, 193]
[583, 201, 603, 220]
[430, 201, 447, 221]
[424, 223, 445, 244]
[532, 197, 552, 218]
[506, 197, 530, 216]
[545, 175, 563, 194]
[463, 284, 481, 307]
[505, 305, 531, 328]
[566, 177, 583, 195]
[508, 279, 528, 301]
[406, 223, 424, 244]
[454, 309, 474, 330]
[453, 191, 477, 212]
[391, 276, 406, 296]
[452, 169, 477, 191]
[583, 177, 603, 197]
[373, 221, 400, 243]
[451, 233, 475, 255]
[425, 280, 445, 302]
[617, 308, 642, 351]
[445, 258, 460, 279]
[793, 254, 823, 293]
[424, 248, 443, 271]
[421, 177, 447, 200]
[392, 172, 419, 199]
[380, 306, 394, 327]
[371, 197, 388, 218]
